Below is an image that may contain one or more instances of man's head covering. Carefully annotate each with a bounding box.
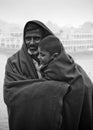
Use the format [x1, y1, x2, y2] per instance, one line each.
[22, 20, 55, 62]
[24, 20, 54, 41]
[25, 22, 42, 37]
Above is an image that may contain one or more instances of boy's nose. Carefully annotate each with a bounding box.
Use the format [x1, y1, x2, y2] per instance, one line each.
[38, 54, 40, 59]
[38, 55, 42, 61]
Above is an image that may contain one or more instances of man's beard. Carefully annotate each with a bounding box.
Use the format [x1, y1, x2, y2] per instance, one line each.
[30, 52, 40, 64]
[26, 43, 40, 64]
[27, 44, 38, 54]
[28, 48, 38, 55]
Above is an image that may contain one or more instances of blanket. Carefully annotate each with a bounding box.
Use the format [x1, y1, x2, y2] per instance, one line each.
[3, 20, 93, 130]
[4, 74, 69, 130]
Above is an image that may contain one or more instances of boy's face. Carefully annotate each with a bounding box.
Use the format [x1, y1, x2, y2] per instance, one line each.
[38, 47, 52, 66]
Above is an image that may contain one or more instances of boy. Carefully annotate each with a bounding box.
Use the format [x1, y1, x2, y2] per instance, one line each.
[38, 35, 63, 79]
[38, 35, 93, 130]
[38, 35, 93, 84]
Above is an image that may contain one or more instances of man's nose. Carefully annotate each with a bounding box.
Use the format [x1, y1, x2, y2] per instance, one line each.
[30, 38, 34, 45]
[38, 54, 40, 59]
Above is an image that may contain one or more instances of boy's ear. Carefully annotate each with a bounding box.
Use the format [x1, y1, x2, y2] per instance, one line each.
[52, 52, 59, 59]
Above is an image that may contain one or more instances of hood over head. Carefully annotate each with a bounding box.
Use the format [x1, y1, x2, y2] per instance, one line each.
[23, 20, 54, 42]
[22, 20, 55, 62]
[22, 20, 54, 59]
[42, 43, 80, 83]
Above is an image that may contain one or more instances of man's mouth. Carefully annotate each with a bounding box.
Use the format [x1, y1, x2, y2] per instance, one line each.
[27, 46, 39, 55]
[27, 44, 38, 50]
[29, 46, 37, 51]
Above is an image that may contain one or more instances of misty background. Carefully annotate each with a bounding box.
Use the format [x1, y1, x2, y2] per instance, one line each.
[0, 0, 93, 129]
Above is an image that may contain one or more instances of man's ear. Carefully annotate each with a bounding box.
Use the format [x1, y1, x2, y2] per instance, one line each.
[52, 52, 59, 59]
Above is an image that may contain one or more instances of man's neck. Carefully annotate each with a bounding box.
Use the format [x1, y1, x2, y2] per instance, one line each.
[29, 52, 40, 64]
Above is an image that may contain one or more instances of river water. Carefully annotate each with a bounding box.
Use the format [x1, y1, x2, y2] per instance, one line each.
[0, 51, 93, 130]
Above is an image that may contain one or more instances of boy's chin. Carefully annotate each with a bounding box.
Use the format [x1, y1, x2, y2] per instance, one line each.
[40, 62, 46, 67]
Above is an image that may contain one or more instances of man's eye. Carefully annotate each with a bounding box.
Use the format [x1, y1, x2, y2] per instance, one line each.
[34, 37, 41, 41]
[25, 37, 30, 41]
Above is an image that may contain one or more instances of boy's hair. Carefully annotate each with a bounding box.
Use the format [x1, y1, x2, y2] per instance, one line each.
[39, 35, 63, 55]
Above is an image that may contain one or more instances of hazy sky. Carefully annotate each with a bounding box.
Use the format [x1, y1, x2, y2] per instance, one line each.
[0, 0, 93, 27]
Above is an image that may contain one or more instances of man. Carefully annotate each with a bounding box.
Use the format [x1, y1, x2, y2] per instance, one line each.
[4, 20, 54, 80]
[3, 20, 69, 130]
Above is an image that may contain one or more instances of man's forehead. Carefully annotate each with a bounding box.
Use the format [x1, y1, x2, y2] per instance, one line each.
[25, 29, 42, 37]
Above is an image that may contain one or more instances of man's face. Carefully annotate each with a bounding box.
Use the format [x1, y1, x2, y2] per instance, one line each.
[38, 47, 52, 66]
[25, 29, 42, 55]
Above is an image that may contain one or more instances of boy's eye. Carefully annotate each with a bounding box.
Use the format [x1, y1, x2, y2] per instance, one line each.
[39, 53, 45, 57]
[41, 54, 45, 57]
[40, 54, 45, 57]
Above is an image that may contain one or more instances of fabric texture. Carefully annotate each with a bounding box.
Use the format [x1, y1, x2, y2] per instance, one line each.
[3, 20, 69, 130]
[3, 20, 93, 130]
[40, 44, 93, 130]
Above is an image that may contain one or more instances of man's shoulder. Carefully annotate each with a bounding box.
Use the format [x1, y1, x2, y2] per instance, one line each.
[7, 50, 20, 63]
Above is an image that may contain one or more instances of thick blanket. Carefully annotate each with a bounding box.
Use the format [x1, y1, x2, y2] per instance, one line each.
[4, 57, 93, 130]
[4, 75, 69, 130]
[3, 20, 93, 130]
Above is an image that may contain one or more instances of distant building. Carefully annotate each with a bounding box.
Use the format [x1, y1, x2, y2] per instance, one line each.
[58, 32, 93, 52]
[0, 32, 22, 51]
[0, 30, 93, 54]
